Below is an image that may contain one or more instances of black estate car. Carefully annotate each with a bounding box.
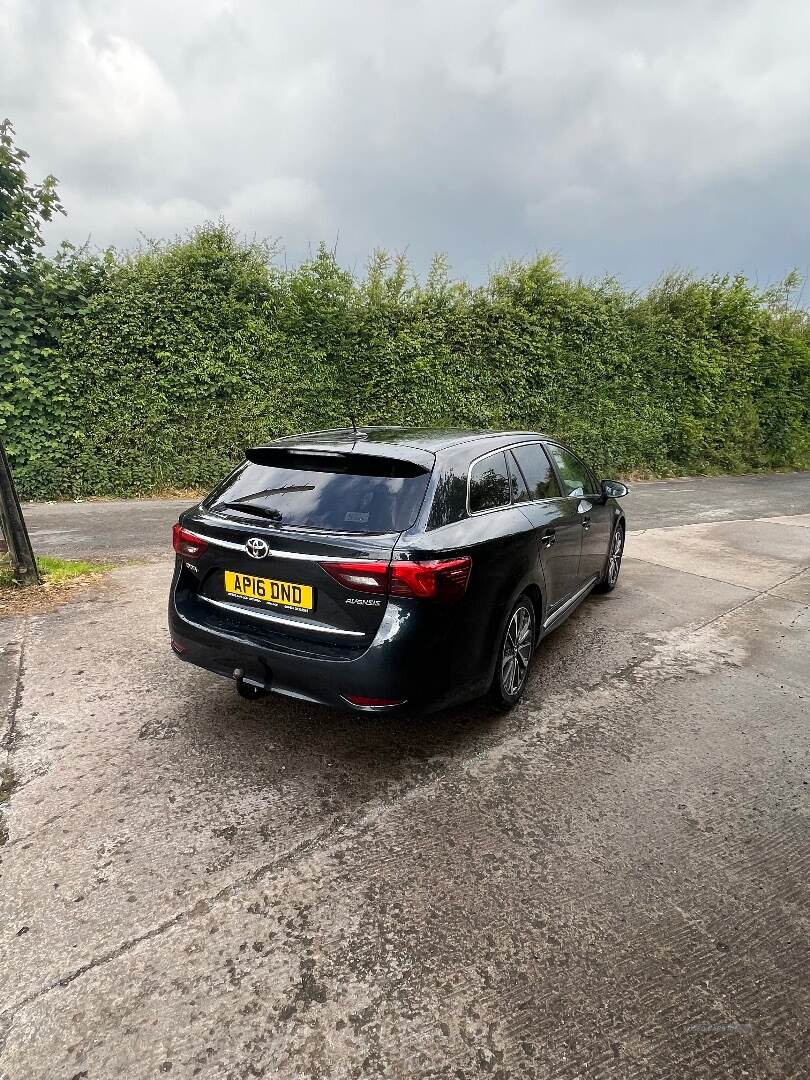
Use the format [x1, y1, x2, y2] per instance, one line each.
[169, 428, 628, 712]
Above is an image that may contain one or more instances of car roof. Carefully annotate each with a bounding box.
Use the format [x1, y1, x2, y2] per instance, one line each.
[270, 426, 553, 455]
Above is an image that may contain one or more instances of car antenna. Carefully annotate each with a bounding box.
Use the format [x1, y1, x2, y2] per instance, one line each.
[349, 415, 358, 447]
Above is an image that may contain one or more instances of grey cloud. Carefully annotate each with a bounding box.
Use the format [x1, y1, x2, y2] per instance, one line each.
[2, 0, 808, 285]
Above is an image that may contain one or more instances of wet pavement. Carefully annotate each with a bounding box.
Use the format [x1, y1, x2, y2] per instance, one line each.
[1, 480, 809, 1078]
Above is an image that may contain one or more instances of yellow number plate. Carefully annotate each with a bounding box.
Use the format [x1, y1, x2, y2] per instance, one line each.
[224, 571, 314, 611]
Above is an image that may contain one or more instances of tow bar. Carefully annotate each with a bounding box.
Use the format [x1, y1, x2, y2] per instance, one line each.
[233, 667, 267, 701]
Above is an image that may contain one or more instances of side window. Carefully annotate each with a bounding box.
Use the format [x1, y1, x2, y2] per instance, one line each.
[426, 469, 468, 529]
[510, 444, 561, 500]
[546, 444, 598, 498]
[506, 451, 530, 503]
[468, 452, 511, 513]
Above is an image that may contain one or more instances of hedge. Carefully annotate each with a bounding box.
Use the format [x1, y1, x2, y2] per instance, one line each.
[2, 224, 809, 500]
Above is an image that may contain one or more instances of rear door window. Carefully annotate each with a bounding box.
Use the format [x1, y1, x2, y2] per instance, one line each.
[468, 452, 511, 513]
[510, 444, 561, 500]
[207, 450, 431, 534]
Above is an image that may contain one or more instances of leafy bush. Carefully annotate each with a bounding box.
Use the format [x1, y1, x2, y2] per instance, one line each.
[2, 224, 808, 500]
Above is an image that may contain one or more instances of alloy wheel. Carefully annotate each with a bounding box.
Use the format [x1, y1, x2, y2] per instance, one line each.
[501, 602, 533, 698]
[608, 525, 624, 586]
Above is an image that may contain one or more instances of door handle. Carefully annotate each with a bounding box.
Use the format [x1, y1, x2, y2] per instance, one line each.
[540, 530, 556, 548]
[581, 515, 591, 530]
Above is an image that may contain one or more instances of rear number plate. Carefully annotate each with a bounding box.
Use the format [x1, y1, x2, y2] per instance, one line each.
[224, 571, 314, 611]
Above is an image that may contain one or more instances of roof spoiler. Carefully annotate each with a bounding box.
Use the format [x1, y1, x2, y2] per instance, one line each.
[244, 446, 430, 478]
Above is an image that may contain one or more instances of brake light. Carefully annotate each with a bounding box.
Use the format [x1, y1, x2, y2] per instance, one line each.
[390, 557, 472, 601]
[320, 561, 390, 594]
[172, 523, 208, 559]
[321, 556, 472, 602]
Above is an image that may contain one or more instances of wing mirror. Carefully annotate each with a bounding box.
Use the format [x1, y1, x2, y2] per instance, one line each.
[600, 479, 628, 499]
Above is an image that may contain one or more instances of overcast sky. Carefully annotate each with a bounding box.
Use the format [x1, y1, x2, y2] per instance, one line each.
[3, 0, 809, 287]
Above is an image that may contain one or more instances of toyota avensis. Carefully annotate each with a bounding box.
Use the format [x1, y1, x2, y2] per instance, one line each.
[169, 428, 628, 712]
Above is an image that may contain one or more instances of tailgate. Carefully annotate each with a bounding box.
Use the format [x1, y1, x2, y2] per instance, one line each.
[188, 522, 398, 645]
[175, 446, 434, 650]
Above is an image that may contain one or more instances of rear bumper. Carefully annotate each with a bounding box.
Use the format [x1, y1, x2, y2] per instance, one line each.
[168, 573, 474, 713]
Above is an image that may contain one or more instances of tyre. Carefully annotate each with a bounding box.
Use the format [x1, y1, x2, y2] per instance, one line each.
[595, 521, 624, 593]
[488, 595, 536, 710]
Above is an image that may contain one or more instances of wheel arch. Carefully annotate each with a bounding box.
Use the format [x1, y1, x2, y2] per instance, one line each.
[483, 571, 546, 686]
[522, 583, 544, 642]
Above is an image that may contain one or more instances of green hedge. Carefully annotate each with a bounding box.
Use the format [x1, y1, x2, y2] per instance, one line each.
[2, 225, 809, 500]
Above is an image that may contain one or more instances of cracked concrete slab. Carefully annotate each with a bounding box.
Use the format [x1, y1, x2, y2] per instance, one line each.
[1, 484, 809, 1078]
[767, 567, 810, 606]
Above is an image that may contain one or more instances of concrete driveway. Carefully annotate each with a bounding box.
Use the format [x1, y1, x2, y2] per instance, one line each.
[1, 475, 809, 1078]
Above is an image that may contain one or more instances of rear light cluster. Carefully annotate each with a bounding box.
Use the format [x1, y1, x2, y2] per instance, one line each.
[320, 561, 389, 593]
[172, 524, 208, 558]
[322, 556, 471, 602]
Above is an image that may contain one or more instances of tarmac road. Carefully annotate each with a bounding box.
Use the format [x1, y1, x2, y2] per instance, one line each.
[1, 473, 809, 1078]
[20, 470, 810, 559]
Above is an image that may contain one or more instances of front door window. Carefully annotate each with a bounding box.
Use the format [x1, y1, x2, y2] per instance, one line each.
[546, 444, 598, 498]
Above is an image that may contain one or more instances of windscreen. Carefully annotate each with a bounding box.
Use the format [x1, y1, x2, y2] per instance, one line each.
[206, 450, 431, 534]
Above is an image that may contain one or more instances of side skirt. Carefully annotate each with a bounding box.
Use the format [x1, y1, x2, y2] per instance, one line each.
[541, 573, 600, 634]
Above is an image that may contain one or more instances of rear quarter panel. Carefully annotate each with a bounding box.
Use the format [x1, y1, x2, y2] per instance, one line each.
[397, 505, 541, 697]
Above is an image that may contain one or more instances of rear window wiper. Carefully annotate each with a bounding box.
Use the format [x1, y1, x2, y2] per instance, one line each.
[215, 501, 283, 520]
[230, 485, 315, 500]
[214, 485, 316, 518]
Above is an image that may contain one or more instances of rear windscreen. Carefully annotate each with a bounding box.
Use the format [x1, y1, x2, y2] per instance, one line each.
[206, 450, 431, 534]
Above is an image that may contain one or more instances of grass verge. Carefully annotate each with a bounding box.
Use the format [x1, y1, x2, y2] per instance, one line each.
[0, 555, 114, 618]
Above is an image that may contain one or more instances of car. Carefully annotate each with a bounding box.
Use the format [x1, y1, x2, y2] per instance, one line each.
[168, 427, 628, 713]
